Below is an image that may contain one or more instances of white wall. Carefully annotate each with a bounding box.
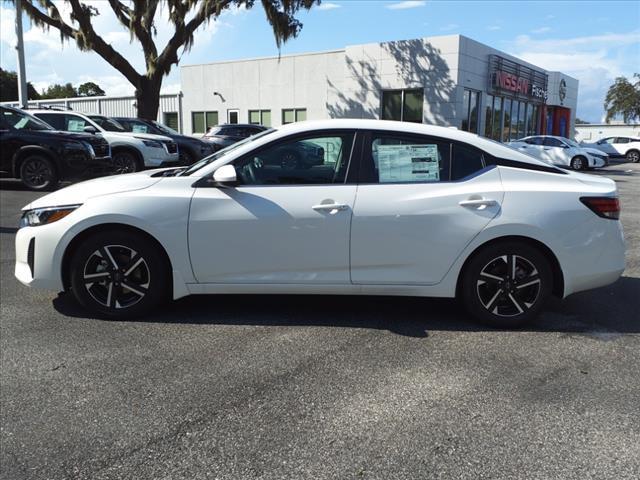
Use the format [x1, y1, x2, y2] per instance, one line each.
[575, 124, 640, 142]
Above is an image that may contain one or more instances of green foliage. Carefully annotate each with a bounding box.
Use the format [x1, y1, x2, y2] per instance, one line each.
[575, 118, 589, 125]
[0, 68, 40, 101]
[40, 82, 78, 99]
[604, 74, 640, 123]
[77, 81, 106, 97]
[19, 0, 319, 118]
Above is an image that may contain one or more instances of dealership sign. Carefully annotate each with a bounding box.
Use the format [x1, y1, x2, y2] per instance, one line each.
[489, 55, 548, 102]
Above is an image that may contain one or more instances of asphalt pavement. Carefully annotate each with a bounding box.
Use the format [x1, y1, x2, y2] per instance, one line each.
[1, 163, 639, 480]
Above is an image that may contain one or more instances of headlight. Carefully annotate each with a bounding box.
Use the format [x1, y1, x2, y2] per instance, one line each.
[19, 205, 81, 228]
[135, 137, 163, 148]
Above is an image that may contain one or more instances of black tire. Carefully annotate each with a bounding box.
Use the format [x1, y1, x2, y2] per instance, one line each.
[113, 150, 142, 174]
[460, 241, 553, 328]
[626, 149, 640, 163]
[570, 156, 587, 171]
[69, 231, 170, 319]
[19, 155, 58, 191]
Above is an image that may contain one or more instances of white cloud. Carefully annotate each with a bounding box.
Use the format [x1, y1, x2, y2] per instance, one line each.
[0, 1, 240, 96]
[317, 2, 342, 10]
[487, 25, 501, 31]
[510, 31, 640, 121]
[530, 26, 551, 34]
[386, 1, 426, 11]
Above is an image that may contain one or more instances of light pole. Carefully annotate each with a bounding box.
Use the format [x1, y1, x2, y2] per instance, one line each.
[15, 0, 29, 108]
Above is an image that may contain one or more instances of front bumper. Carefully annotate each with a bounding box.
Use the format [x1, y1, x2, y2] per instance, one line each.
[15, 224, 65, 291]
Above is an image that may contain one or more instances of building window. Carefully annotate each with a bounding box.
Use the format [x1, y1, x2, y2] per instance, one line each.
[381, 89, 423, 123]
[163, 112, 179, 132]
[492, 97, 503, 141]
[484, 94, 494, 138]
[461, 89, 480, 133]
[191, 111, 218, 134]
[249, 110, 272, 127]
[282, 108, 306, 125]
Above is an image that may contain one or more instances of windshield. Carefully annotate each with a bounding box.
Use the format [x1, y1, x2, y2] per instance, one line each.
[152, 121, 179, 136]
[88, 115, 126, 132]
[204, 127, 223, 137]
[180, 128, 276, 176]
[1, 108, 53, 131]
[564, 138, 580, 148]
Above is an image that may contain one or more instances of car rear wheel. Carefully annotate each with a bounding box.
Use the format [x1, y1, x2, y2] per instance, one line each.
[69, 231, 169, 319]
[20, 155, 58, 191]
[626, 149, 639, 163]
[570, 156, 587, 170]
[461, 242, 553, 328]
[113, 150, 142, 173]
[179, 150, 194, 166]
[280, 150, 300, 170]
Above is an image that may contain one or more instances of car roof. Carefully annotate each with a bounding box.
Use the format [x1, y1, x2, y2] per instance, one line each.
[213, 124, 266, 129]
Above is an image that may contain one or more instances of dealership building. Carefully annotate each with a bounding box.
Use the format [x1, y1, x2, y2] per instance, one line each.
[180, 34, 578, 141]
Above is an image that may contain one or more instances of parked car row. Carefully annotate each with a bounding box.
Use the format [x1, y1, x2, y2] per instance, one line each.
[0, 106, 226, 190]
[581, 136, 640, 163]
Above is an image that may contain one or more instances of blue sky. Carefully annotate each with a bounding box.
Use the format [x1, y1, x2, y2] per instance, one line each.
[1, 0, 639, 122]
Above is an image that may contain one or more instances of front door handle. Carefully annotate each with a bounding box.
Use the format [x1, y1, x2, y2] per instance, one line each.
[312, 203, 349, 214]
[459, 198, 498, 209]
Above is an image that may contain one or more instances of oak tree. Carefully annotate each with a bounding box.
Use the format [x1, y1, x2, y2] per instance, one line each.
[19, 0, 318, 119]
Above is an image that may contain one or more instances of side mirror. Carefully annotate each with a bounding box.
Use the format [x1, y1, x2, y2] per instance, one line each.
[83, 125, 97, 134]
[212, 164, 237, 187]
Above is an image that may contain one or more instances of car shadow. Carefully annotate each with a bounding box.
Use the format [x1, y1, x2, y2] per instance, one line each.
[52, 276, 640, 338]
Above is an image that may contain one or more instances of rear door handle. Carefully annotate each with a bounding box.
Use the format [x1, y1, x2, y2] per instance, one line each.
[312, 203, 349, 214]
[459, 198, 498, 209]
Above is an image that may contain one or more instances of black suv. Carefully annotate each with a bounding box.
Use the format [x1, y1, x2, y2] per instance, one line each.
[0, 106, 112, 190]
[111, 116, 214, 165]
[203, 124, 268, 152]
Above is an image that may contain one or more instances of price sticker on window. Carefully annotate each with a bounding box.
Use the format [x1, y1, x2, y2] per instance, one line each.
[376, 144, 440, 183]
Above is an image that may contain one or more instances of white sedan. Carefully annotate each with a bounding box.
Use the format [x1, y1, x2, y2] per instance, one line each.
[14, 120, 625, 327]
[508, 135, 608, 170]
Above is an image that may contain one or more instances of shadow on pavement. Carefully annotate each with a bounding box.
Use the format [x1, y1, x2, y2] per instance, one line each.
[52, 276, 640, 338]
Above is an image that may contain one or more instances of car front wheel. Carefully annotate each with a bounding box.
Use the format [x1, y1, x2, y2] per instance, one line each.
[69, 231, 169, 319]
[570, 156, 587, 170]
[461, 242, 553, 328]
[113, 150, 141, 174]
[20, 155, 58, 190]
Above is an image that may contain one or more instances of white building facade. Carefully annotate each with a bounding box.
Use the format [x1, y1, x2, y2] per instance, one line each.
[181, 34, 578, 140]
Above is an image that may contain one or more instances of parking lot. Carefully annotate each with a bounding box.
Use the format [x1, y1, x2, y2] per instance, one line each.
[1, 162, 639, 480]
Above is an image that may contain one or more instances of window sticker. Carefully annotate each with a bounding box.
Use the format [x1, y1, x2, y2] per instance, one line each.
[68, 119, 86, 132]
[132, 125, 148, 133]
[376, 144, 440, 183]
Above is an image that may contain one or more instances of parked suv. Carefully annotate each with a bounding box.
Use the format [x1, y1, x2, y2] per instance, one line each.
[203, 124, 268, 151]
[0, 106, 112, 190]
[111, 117, 214, 165]
[581, 137, 640, 163]
[30, 110, 179, 173]
[508, 135, 608, 170]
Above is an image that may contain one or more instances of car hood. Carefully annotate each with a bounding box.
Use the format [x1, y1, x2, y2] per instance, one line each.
[581, 146, 608, 156]
[23, 171, 163, 211]
[104, 131, 172, 142]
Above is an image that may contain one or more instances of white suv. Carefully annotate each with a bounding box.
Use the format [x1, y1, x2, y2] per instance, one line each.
[582, 137, 640, 163]
[32, 110, 179, 173]
[508, 135, 608, 170]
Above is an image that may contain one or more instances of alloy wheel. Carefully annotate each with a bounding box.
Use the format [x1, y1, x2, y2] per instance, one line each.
[476, 254, 541, 317]
[113, 153, 138, 174]
[627, 151, 639, 163]
[281, 152, 298, 170]
[82, 245, 150, 309]
[22, 158, 53, 188]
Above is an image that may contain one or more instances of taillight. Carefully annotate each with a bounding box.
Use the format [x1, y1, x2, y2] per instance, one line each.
[580, 196, 620, 220]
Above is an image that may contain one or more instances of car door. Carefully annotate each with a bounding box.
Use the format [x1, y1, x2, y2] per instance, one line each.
[0, 112, 17, 173]
[188, 130, 357, 284]
[514, 136, 544, 160]
[350, 131, 504, 285]
[611, 137, 629, 156]
[541, 137, 569, 166]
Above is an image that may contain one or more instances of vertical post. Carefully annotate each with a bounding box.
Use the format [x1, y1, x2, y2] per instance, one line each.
[15, 0, 29, 108]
